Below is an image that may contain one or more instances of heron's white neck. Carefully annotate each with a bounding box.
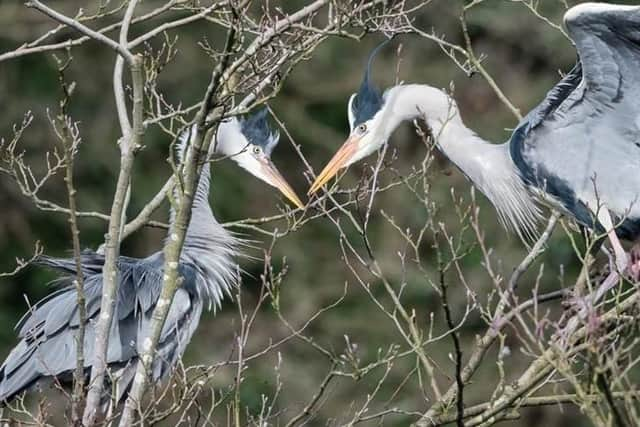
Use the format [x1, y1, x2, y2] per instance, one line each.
[380, 84, 540, 239]
[213, 119, 243, 156]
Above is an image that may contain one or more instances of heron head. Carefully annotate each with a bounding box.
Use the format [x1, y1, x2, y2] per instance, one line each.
[218, 108, 304, 209]
[308, 39, 391, 195]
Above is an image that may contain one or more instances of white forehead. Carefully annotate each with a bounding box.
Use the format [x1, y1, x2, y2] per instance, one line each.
[347, 93, 357, 132]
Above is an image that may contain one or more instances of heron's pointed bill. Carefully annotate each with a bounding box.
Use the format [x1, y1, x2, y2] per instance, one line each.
[308, 136, 359, 195]
[261, 160, 305, 209]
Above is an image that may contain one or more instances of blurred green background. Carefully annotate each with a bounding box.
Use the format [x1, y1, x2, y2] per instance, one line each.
[1, 1, 637, 425]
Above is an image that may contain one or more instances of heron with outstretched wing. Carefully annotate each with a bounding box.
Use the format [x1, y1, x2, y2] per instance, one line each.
[309, 3, 640, 297]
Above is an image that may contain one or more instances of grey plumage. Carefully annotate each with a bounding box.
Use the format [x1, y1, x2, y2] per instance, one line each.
[0, 109, 298, 405]
[1, 249, 217, 403]
[510, 3, 640, 239]
[0, 164, 237, 404]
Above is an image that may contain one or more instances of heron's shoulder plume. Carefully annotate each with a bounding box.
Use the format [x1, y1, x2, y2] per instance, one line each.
[481, 145, 543, 245]
[351, 39, 392, 126]
[240, 107, 279, 155]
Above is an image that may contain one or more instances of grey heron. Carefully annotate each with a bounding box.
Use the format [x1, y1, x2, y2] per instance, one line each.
[0, 108, 303, 404]
[309, 3, 640, 291]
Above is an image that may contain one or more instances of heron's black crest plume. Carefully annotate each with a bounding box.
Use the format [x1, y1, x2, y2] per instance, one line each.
[351, 38, 392, 126]
[240, 107, 279, 155]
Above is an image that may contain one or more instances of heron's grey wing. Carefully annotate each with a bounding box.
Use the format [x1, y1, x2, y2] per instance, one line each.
[0, 253, 203, 403]
[521, 63, 583, 131]
[563, 3, 640, 104]
[509, 4, 640, 237]
[519, 3, 640, 131]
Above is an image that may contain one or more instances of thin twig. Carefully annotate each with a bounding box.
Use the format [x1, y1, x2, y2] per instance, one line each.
[25, 0, 135, 65]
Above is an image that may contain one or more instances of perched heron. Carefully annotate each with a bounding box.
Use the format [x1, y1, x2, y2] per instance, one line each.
[0, 108, 303, 404]
[309, 3, 640, 295]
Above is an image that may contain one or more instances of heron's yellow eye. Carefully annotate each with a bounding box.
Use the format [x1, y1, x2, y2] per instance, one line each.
[356, 123, 367, 134]
[252, 145, 263, 155]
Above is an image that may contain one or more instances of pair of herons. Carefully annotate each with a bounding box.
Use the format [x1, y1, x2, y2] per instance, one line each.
[2, 2, 640, 412]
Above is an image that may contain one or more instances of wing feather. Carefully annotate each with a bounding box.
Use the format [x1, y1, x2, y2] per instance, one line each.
[509, 3, 640, 236]
[564, 3, 640, 103]
[0, 251, 202, 403]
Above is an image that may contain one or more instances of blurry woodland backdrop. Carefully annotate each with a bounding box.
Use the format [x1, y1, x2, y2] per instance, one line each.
[2, 0, 640, 426]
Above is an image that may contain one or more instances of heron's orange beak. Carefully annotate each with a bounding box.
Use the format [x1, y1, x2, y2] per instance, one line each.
[261, 160, 305, 209]
[308, 136, 360, 195]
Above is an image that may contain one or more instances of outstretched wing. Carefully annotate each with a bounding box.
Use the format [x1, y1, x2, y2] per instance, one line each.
[520, 62, 583, 131]
[514, 3, 640, 136]
[0, 250, 203, 402]
[563, 3, 640, 104]
[509, 4, 640, 236]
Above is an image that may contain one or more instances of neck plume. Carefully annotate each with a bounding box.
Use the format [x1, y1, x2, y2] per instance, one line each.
[383, 84, 541, 240]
